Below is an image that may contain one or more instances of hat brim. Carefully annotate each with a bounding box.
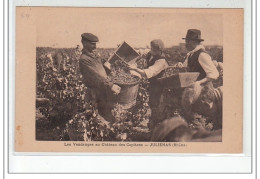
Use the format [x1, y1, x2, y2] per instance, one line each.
[90, 41, 99, 44]
[182, 38, 204, 42]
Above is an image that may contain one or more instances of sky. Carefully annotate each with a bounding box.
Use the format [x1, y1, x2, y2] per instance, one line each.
[35, 8, 223, 48]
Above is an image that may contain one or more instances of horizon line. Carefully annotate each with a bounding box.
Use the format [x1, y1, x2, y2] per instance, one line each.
[36, 44, 223, 49]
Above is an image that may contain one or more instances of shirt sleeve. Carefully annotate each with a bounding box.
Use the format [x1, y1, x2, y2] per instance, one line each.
[79, 58, 113, 90]
[143, 59, 169, 79]
[198, 53, 219, 80]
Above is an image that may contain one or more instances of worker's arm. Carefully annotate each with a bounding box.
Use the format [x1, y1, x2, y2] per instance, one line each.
[196, 53, 219, 85]
[128, 59, 168, 79]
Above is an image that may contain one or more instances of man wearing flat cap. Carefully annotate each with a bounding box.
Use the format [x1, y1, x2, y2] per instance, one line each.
[79, 33, 121, 121]
[128, 39, 169, 129]
[182, 29, 219, 88]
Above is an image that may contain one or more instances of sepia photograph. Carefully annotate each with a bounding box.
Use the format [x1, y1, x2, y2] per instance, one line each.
[35, 8, 223, 142]
[7, 0, 256, 175]
[15, 7, 243, 153]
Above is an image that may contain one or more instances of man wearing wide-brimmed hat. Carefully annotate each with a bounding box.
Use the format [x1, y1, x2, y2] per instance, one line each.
[182, 29, 219, 87]
[179, 29, 221, 130]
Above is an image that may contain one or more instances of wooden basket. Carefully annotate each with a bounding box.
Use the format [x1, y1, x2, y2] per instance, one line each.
[107, 41, 140, 66]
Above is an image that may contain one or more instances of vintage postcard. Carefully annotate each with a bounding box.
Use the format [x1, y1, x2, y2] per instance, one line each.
[15, 7, 243, 153]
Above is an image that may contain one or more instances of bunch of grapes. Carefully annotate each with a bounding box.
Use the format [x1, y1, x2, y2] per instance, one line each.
[161, 67, 187, 78]
[109, 68, 140, 85]
[187, 113, 214, 131]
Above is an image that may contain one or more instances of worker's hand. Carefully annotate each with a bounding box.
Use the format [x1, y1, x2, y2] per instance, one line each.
[130, 70, 142, 78]
[111, 84, 121, 95]
[218, 62, 223, 71]
[127, 63, 138, 70]
[174, 62, 184, 68]
[104, 61, 111, 70]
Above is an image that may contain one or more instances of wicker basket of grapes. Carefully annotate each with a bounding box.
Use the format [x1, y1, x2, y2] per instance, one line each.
[158, 67, 200, 88]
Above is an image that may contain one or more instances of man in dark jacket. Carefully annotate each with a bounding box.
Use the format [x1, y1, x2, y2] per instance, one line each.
[79, 33, 121, 121]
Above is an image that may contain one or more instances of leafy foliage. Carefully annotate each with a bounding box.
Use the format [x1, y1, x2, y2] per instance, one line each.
[36, 45, 223, 141]
[36, 47, 151, 141]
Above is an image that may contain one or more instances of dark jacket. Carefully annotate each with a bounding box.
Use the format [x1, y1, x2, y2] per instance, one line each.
[79, 49, 114, 121]
[79, 49, 113, 91]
